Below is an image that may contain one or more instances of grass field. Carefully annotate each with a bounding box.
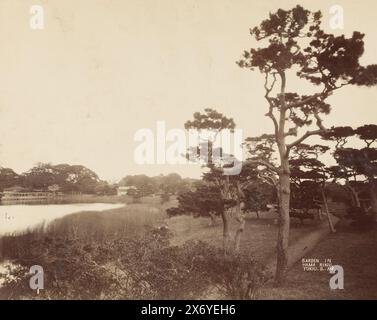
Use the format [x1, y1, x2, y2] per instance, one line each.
[167, 211, 322, 262]
[167, 211, 377, 299]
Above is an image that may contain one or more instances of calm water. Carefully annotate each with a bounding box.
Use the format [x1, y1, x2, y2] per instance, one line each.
[0, 203, 124, 236]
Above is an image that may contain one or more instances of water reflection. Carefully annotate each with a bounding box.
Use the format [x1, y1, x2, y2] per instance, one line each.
[0, 203, 124, 235]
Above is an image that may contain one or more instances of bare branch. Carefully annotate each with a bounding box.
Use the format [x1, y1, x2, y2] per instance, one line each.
[263, 72, 279, 137]
[286, 128, 327, 151]
[313, 111, 326, 131]
[286, 109, 329, 151]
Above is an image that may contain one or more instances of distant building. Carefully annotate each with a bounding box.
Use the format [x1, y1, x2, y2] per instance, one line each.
[0, 186, 56, 201]
[117, 186, 136, 196]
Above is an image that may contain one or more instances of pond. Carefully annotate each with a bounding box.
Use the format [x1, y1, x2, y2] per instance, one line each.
[0, 203, 125, 236]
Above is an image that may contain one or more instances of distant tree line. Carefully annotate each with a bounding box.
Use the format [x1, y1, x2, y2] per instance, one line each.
[0, 162, 198, 198]
[0, 163, 117, 195]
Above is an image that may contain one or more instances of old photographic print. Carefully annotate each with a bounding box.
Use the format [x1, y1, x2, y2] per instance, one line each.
[0, 0, 376, 306]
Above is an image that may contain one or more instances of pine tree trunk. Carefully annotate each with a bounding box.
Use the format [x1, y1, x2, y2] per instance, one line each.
[347, 184, 361, 207]
[235, 200, 245, 252]
[349, 189, 356, 207]
[352, 188, 361, 208]
[274, 71, 291, 286]
[208, 212, 216, 226]
[234, 219, 245, 252]
[368, 180, 377, 215]
[275, 166, 290, 286]
[221, 211, 231, 252]
[321, 188, 336, 233]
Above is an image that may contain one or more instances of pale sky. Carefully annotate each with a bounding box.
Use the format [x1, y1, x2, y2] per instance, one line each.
[0, 0, 376, 181]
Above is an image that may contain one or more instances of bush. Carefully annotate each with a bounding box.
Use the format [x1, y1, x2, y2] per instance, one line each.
[160, 192, 170, 204]
[0, 236, 118, 300]
[188, 242, 271, 299]
[166, 207, 185, 217]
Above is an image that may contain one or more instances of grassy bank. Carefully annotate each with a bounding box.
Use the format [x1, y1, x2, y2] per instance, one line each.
[59, 194, 177, 205]
[48, 194, 130, 204]
[0, 197, 267, 300]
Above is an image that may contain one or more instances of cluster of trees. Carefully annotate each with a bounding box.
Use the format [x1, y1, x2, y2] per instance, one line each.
[323, 125, 377, 214]
[237, 5, 377, 285]
[0, 163, 117, 195]
[119, 173, 195, 201]
[169, 5, 377, 286]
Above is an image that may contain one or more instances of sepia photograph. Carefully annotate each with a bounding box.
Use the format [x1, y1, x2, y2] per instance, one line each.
[0, 0, 377, 305]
